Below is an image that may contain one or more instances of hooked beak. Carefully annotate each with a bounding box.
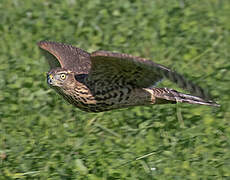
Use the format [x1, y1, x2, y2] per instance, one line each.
[47, 74, 53, 85]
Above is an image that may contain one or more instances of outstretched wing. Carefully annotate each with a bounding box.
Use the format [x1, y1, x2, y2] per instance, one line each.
[37, 41, 91, 74]
[89, 51, 211, 100]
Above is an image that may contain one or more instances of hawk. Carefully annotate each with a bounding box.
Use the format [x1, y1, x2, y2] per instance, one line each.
[38, 41, 219, 112]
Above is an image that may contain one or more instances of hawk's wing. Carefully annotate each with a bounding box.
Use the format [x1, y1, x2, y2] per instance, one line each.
[89, 51, 210, 100]
[38, 41, 91, 74]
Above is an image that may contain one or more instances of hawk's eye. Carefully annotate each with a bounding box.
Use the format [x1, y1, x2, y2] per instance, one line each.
[60, 73, 66, 80]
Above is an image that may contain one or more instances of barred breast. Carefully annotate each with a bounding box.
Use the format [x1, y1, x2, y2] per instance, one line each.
[54, 81, 153, 112]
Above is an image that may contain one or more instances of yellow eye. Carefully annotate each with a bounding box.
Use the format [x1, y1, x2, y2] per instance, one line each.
[60, 73, 66, 80]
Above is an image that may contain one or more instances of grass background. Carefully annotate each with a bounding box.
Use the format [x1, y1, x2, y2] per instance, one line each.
[0, 0, 230, 179]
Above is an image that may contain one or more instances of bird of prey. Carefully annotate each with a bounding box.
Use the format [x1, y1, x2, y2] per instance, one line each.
[38, 41, 219, 112]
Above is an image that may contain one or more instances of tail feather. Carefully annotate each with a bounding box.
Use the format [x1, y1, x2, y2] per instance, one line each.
[152, 88, 220, 107]
[159, 69, 211, 101]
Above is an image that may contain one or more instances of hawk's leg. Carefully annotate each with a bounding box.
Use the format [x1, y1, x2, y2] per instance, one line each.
[146, 88, 219, 107]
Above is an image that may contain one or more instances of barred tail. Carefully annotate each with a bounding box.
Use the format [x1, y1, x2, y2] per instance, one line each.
[152, 88, 220, 107]
[158, 68, 211, 101]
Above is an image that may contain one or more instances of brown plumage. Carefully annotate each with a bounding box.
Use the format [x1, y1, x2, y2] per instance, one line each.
[38, 41, 219, 112]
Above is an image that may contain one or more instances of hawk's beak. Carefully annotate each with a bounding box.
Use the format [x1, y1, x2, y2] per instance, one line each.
[47, 74, 53, 85]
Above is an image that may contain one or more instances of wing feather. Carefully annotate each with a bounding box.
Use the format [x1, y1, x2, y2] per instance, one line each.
[90, 51, 166, 86]
[37, 41, 91, 74]
[89, 51, 211, 100]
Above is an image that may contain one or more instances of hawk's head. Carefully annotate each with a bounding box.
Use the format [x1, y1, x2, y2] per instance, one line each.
[47, 68, 75, 88]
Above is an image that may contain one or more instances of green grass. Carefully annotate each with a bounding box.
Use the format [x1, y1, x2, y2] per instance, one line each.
[0, 0, 230, 179]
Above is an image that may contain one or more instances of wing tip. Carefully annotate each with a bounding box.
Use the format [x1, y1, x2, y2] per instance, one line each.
[37, 41, 89, 55]
[37, 41, 52, 50]
[37, 41, 70, 53]
[37, 41, 58, 49]
[37, 41, 45, 48]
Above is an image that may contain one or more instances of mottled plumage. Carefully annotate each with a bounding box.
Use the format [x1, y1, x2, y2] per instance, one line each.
[38, 41, 219, 112]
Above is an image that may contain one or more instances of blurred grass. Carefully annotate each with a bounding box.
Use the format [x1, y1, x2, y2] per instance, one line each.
[0, 0, 230, 179]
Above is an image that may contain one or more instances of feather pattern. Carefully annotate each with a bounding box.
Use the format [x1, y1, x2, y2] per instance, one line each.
[38, 41, 91, 74]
